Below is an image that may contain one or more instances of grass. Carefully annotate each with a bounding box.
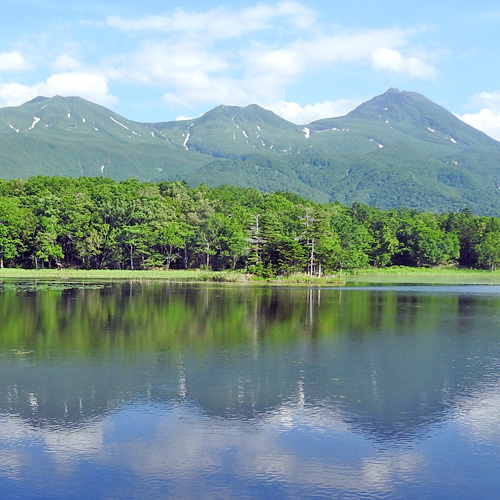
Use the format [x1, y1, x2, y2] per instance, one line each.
[0, 268, 208, 281]
[0, 268, 347, 286]
[347, 266, 500, 284]
[271, 272, 345, 285]
[0, 268, 271, 284]
[1, 266, 500, 285]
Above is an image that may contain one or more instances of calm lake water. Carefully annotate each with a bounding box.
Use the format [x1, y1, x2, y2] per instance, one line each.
[1, 280, 500, 499]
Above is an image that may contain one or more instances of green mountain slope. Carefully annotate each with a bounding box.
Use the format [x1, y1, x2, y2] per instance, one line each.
[346, 88, 498, 149]
[0, 95, 209, 180]
[1, 89, 500, 214]
[153, 103, 308, 157]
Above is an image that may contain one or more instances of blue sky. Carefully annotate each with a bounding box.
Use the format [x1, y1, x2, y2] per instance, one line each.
[2, 1, 500, 138]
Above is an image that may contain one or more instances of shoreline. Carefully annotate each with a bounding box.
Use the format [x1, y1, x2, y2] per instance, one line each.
[1, 267, 500, 285]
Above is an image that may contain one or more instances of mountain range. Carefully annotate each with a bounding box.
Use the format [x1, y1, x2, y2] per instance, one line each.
[1, 88, 500, 215]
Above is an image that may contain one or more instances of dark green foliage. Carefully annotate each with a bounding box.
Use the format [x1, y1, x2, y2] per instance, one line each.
[0, 175, 497, 274]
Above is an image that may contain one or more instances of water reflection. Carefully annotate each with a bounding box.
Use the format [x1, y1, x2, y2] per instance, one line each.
[1, 281, 500, 498]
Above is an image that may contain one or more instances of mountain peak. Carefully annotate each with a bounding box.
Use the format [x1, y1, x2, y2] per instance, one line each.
[343, 88, 498, 148]
[197, 103, 295, 128]
[347, 88, 432, 118]
[26, 96, 51, 104]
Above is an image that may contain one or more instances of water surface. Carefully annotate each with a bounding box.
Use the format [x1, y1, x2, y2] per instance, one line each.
[1, 281, 500, 499]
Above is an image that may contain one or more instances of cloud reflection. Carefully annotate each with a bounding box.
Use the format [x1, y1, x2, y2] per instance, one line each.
[455, 382, 500, 445]
[0, 399, 428, 499]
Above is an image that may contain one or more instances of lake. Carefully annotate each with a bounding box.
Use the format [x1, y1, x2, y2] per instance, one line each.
[1, 280, 500, 499]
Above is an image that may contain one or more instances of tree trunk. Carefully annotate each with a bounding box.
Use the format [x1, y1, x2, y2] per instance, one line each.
[129, 245, 134, 270]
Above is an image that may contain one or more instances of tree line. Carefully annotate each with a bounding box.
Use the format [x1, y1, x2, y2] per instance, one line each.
[0, 176, 499, 273]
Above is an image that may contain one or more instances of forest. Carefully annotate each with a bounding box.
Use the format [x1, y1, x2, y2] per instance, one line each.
[0, 175, 499, 274]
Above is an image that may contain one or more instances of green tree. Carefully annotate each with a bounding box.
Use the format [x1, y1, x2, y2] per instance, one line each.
[453, 208, 487, 267]
[394, 211, 459, 267]
[476, 231, 500, 271]
[0, 197, 28, 268]
[331, 205, 371, 270]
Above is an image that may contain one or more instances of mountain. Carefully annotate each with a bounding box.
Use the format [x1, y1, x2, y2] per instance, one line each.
[1, 89, 500, 214]
[0, 95, 207, 180]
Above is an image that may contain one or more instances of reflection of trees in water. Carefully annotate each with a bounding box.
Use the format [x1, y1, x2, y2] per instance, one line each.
[1, 282, 500, 441]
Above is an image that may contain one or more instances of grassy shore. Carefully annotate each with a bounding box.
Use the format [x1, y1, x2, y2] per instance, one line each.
[348, 266, 500, 284]
[0, 268, 214, 281]
[0, 268, 345, 285]
[0, 266, 499, 285]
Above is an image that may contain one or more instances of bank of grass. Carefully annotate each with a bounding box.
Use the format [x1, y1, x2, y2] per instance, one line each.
[0, 268, 344, 285]
[348, 265, 500, 284]
[0, 268, 272, 284]
[271, 272, 345, 285]
[0, 266, 500, 285]
[0, 268, 209, 281]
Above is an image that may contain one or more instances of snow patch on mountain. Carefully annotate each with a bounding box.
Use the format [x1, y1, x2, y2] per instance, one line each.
[183, 131, 190, 150]
[29, 117, 40, 130]
[9, 123, 19, 133]
[110, 116, 130, 130]
[303, 127, 310, 139]
[109, 116, 140, 136]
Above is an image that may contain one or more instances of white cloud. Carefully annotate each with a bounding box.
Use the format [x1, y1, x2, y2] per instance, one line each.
[109, 40, 228, 86]
[460, 108, 500, 141]
[51, 54, 82, 72]
[0, 72, 116, 108]
[0, 3, 439, 121]
[0, 51, 31, 73]
[303, 29, 412, 64]
[104, 6, 431, 114]
[458, 91, 500, 141]
[106, 1, 316, 39]
[44, 72, 116, 103]
[0, 83, 34, 106]
[107, 25, 426, 115]
[238, 28, 415, 101]
[372, 48, 436, 79]
[244, 28, 413, 77]
[162, 76, 251, 109]
[268, 98, 361, 124]
[472, 91, 500, 109]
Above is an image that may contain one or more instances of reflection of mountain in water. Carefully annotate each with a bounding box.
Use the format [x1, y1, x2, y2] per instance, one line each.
[1, 282, 500, 441]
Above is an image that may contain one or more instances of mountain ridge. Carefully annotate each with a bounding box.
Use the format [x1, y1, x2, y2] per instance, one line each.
[1, 88, 500, 215]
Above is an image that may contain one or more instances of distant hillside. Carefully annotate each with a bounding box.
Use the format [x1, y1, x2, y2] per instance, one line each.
[0, 95, 207, 181]
[1, 89, 500, 214]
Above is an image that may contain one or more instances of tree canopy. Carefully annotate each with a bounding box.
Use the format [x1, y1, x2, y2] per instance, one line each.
[0, 176, 498, 274]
